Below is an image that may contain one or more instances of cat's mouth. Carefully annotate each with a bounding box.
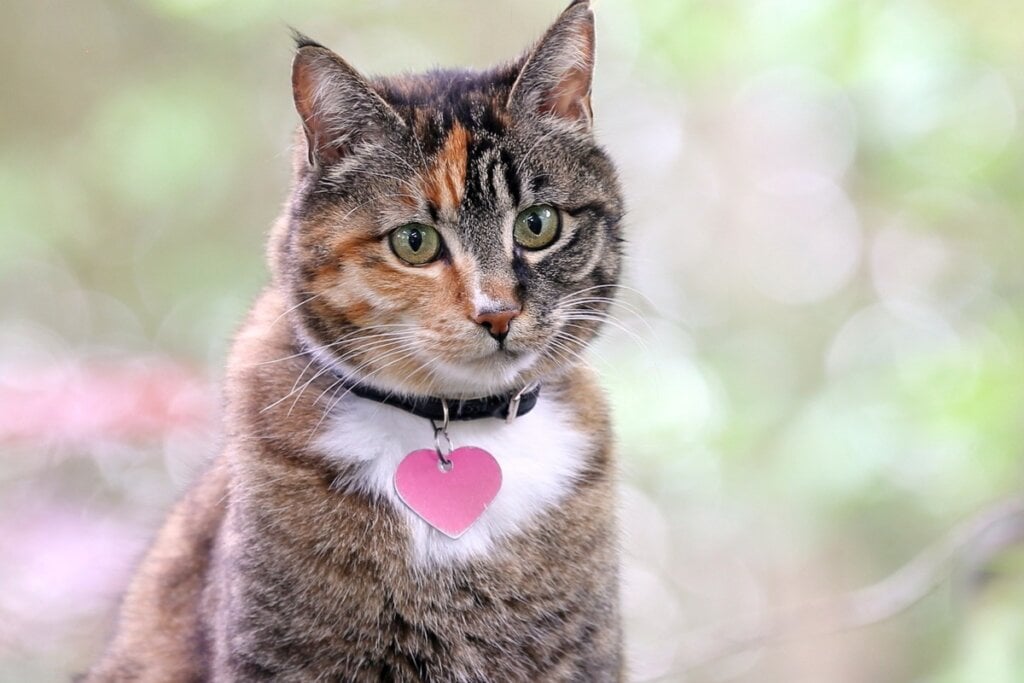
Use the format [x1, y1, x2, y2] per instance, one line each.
[487, 348, 535, 374]
[464, 345, 533, 366]
[490, 344, 524, 359]
[400, 346, 535, 397]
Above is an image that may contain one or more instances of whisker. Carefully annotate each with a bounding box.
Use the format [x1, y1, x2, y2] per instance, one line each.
[266, 292, 322, 331]
[558, 295, 647, 317]
[305, 347, 424, 444]
[308, 340, 424, 409]
[557, 296, 652, 331]
[260, 354, 322, 414]
[259, 331, 419, 413]
[558, 313, 648, 349]
[254, 327, 419, 367]
[539, 335, 594, 373]
[289, 336, 422, 416]
[558, 282, 658, 314]
[554, 327, 613, 368]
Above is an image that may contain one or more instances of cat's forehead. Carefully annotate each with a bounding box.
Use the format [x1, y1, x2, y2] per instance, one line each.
[374, 67, 527, 158]
[419, 120, 529, 251]
[370, 70, 541, 228]
[372, 66, 521, 119]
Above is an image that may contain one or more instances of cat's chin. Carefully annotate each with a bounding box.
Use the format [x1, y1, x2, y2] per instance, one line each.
[424, 350, 541, 398]
[322, 346, 541, 399]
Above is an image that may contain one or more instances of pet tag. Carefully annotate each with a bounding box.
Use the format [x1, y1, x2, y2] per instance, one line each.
[394, 446, 502, 538]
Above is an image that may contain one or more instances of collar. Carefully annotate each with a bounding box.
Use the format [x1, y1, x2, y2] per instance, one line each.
[340, 378, 541, 423]
[299, 341, 541, 422]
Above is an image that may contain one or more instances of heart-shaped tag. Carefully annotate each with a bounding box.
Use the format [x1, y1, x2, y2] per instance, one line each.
[394, 446, 502, 539]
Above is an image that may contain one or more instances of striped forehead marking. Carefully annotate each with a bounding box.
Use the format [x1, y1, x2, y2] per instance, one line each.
[421, 122, 469, 214]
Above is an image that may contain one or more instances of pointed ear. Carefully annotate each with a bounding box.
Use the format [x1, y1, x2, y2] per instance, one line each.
[507, 0, 595, 129]
[291, 38, 405, 168]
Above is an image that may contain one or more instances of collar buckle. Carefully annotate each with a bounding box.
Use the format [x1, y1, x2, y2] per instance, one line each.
[506, 382, 538, 424]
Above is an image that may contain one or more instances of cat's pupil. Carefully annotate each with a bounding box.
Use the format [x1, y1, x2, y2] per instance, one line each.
[527, 214, 543, 235]
[408, 228, 423, 252]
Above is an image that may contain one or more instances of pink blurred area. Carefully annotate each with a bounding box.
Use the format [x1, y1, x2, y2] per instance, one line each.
[0, 503, 143, 643]
[0, 360, 213, 447]
[0, 359, 217, 676]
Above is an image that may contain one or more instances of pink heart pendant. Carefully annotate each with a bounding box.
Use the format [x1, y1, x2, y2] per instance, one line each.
[394, 446, 502, 539]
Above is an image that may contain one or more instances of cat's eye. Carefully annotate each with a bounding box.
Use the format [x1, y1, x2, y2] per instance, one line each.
[513, 205, 560, 250]
[389, 223, 442, 265]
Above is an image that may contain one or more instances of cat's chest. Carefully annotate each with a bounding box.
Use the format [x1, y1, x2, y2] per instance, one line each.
[316, 393, 591, 566]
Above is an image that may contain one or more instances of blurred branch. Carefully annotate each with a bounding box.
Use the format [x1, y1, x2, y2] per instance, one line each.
[673, 494, 1024, 674]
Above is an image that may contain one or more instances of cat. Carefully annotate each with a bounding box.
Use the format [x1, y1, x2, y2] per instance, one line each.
[86, 1, 626, 680]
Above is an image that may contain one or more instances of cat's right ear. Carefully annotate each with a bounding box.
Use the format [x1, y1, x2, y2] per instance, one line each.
[507, 0, 595, 130]
[291, 35, 404, 169]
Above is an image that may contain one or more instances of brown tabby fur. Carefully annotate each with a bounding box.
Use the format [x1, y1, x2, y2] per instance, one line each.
[87, 2, 626, 680]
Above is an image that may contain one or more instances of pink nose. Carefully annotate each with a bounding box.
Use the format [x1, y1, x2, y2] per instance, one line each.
[473, 307, 521, 338]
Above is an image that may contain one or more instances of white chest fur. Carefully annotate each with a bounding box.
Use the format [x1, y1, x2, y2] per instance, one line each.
[316, 393, 591, 566]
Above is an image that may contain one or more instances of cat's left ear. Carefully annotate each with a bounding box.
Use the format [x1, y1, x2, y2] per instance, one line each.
[507, 0, 595, 130]
[291, 35, 406, 168]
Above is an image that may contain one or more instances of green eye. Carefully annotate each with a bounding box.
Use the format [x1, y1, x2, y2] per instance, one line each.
[389, 223, 442, 265]
[513, 205, 560, 250]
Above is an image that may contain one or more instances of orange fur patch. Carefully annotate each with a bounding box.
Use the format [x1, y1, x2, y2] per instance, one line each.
[421, 123, 469, 212]
[342, 299, 373, 325]
[323, 226, 378, 270]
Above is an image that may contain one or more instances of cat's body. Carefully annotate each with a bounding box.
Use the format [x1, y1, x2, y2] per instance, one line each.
[88, 2, 626, 680]
[88, 290, 620, 682]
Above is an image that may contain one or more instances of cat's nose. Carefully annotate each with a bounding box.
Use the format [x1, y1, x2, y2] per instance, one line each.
[473, 307, 521, 341]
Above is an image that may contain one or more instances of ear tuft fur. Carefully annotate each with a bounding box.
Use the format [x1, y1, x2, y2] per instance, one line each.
[290, 28, 326, 51]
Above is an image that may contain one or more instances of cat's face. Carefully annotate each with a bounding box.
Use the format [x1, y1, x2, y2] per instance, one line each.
[278, 1, 622, 398]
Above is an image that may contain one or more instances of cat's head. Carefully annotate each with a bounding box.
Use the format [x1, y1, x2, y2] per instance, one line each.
[276, 0, 623, 399]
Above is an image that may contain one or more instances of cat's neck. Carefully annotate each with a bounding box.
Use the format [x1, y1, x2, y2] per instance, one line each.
[226, 288, 609, 566]
[312, 382, 595, 566]
[291, 333, 543, 423]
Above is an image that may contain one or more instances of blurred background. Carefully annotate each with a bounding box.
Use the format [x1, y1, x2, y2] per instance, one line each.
[2, 0, 1023, 680]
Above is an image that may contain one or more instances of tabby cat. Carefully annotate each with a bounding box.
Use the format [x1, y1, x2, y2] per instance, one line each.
[87, 1, 626, 680]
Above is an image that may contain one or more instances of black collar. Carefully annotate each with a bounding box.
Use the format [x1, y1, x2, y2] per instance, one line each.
[340, 379, 541, 422]
[301, 343, 541, 422]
